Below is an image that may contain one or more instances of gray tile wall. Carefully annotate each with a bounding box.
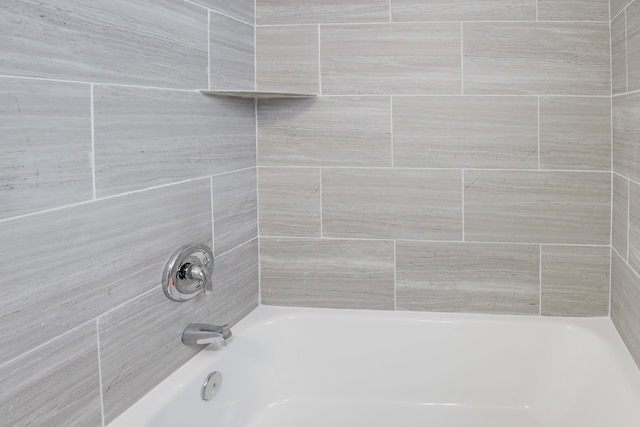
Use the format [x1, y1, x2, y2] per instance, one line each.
[0, 0, 258, 424]
[611, 0, 640, 369]
[256, 0, 612, 319]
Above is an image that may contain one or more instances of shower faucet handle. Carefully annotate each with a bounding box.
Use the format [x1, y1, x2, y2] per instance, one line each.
[163, 244, 214, 302]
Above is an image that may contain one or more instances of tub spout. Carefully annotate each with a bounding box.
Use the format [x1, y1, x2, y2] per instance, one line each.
[182, 323, 232, 347]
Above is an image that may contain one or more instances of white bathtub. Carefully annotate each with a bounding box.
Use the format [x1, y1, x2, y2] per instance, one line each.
[109, 306, 640, 427]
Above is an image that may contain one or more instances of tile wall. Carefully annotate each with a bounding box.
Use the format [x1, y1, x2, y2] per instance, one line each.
[0, 0, 258, 425]
[256, 0, 613, 317]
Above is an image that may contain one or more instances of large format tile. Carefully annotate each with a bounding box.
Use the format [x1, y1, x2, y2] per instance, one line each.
[628, 181, 640, 272]
[393, 96, 537, 169]
[258, 97, 391, 166]
[464, 22, 610, 95]
[256, 25, 319, 94]
[322, 169, 462, 240]
[261, 238, 394, 309]
[0, 78, 92, 220]
[0, 323, 101, 427]
[612, 252, 640, 368]
[212, 168, 258, 256]
[258, 167, 321, 237]
[541, 245, 610, 316]
[628, 1, 640, 92]
[396, 241, 539, 315]
[209, 13, 255, 90]
[613, 92, 640, 182]
[612, 12, 628, 96]
[391, 0, 535, 21]
[94, 86, 255, 197]
[464, 171, 611, 244]
[0, 0, 207, 88]
[0, 179, 212, 365]
[256, 0, 389, 24]
[321, 23, 461, 95]
[190, 0, 254, 24]
[537, 0, 609, 21]
[613, 174, 629, 259]
[539, 97, 611, 170]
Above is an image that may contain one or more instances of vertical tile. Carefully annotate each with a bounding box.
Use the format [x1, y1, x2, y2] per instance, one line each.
[0, 179, 212, 365]
[464, 22, 610, 95]
[612, 12, 628, 95]
[258, 167, 321, 237]
[0, 78, 92, 220]
[539, 97, 611, 170]
[209, 13, 255, 90]
[212, 168, 258, 256]
[256, 25, 319, 93]
[256, 0, 390, 25]
[94, 86, 256, 197]
[258, 96, 391, 166]
[537, 0, 609, 21]
[321, 23, 461, 95]
[611, 251, 640, 368]
[627, 1, 640, 92]
[628, 181, 640, 272]
[191, 0, 254, 24]
[613, 92, 640, 182]
[541, 245, 610, 316]
[391, 0, 536, 21]
[396, 242, 540, 315]
[0, 0, 208, 88]
[323, 169, 462, 240]
[464, 171, 611, 244]
[261, 238, 394, 309]
[0, 323, 101, 427]
[613, 174, 629, 259]
[393, 96, 538, 169]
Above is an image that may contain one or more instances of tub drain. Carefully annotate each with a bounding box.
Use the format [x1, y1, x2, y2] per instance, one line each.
[202, 371, 222, 401]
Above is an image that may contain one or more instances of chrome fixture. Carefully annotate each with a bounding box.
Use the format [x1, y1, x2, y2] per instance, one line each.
[182, 323, 232, 347]
[202, 371, 223, 401]
[163, 244, 214, 302]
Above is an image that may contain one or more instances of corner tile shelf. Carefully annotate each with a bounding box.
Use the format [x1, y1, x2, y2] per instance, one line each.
[199, 90, 317, 99]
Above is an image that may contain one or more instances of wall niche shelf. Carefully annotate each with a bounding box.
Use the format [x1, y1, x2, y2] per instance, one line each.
[199, 89, 317, 99]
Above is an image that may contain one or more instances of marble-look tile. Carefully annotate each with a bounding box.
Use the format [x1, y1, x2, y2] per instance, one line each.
[611, 251, 640, 368]
[612, 0, 632, 20]
[94, 86, 256, 197]
[391, 0, 535, 21]
[541, 245, 610, 316]
[396, 241, 539, 315]
[0, 323, 101, 427]
[321, 23, 461, 95]
[261, 238, 394, 309]
[628, 181, 640, 272]
[0, 179, 212, 365]
[258, 96, 391, 166]
[210, 13, 255, 90]
[393, 96, 537, 169]
[464, 22, 610, 95]
[464, 171, 611, 244]
[0, 0, 207, 88]
[190, 0, 254, 24]
[256, 25, 319, 94]
[0, 78, 92, 220]
[256, 0, 389, 24]
[613, 174, 629, 259]
[258, 167, 321, 237]
[627, 1, 640, 92]
[613, 92, 640, 182]
[539, 97, 611, 170]
[212, 168, 258, 255]
[322, 169, 462, 240]
[537, 0, 609, 21]
[612, 12, 628, 95]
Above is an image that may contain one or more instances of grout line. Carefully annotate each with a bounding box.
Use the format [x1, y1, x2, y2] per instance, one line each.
[390, 96, 394, 167]
[320, 168, 324, 238]
[614, 170, 640, 187]
[90, 84, 97, 200]
[461, 169, 465, 241]
[96, 319, 106, 427]
[256, 19, 610, 27]
[537, 96, 541, 170]
[253, 14, 257, 91]
[184, 0, 255, 26]
[255, 99, 261, 304]
[539, 244, 542, 316]
[211, 176, 216, 254]
[310, 93, 612, 98]
[317, 25, 322, 95]
[257, 165, 612, 173]
[393, 240, 397, 310]
[609, 246, 612, 317]
[208, 10, 211, 91]
[625, 10, 629, 93]
[461, 23, 464, 95]
[216, 236, 259, 258]
[627, 178, 631, 263]
[612, 245, 640, 282]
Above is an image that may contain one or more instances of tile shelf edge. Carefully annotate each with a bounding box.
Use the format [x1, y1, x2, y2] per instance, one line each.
[199, 89, 317, 99]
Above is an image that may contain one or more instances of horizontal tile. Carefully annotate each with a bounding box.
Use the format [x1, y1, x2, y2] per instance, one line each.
[628, 1, 640, 92]
[0, 0, 207, 88]
[464, 22, 610, 95]
[0, 323, 101, 427]
[94, 86, 256, 197]
[323, 169, 462, 240]
[258, 96, 391, 166]
[393, 96, 537, 169]
[629, 181, 640, 272]
[256, 0, 389, 24]
[539, 97, 611, 170]
[212, 168, 257, 256]
[537, 0, 609, 21]
[611, 251, 640, 369]
[321, 23, 461, 95]
[396, 241, 539, 315]
[464, 171, 611, 244]
[258, 167, 321, 237]
[0, 78, 92, 220]
[613, 174, 629, 259]
[613, 92, 640, 182]
[391, 0, 536, 21]
[256, 25, 319, 93]
[209, 13, 255, 90]
[612, 12, 628, 96]
[261, 238, 394, 309]
[0, 179, 212, 365]
[190, 0, 254, 23]
[541, 245, 610, 316]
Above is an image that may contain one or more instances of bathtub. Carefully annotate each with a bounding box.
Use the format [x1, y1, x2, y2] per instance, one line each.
[109, 306, 640, 427]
